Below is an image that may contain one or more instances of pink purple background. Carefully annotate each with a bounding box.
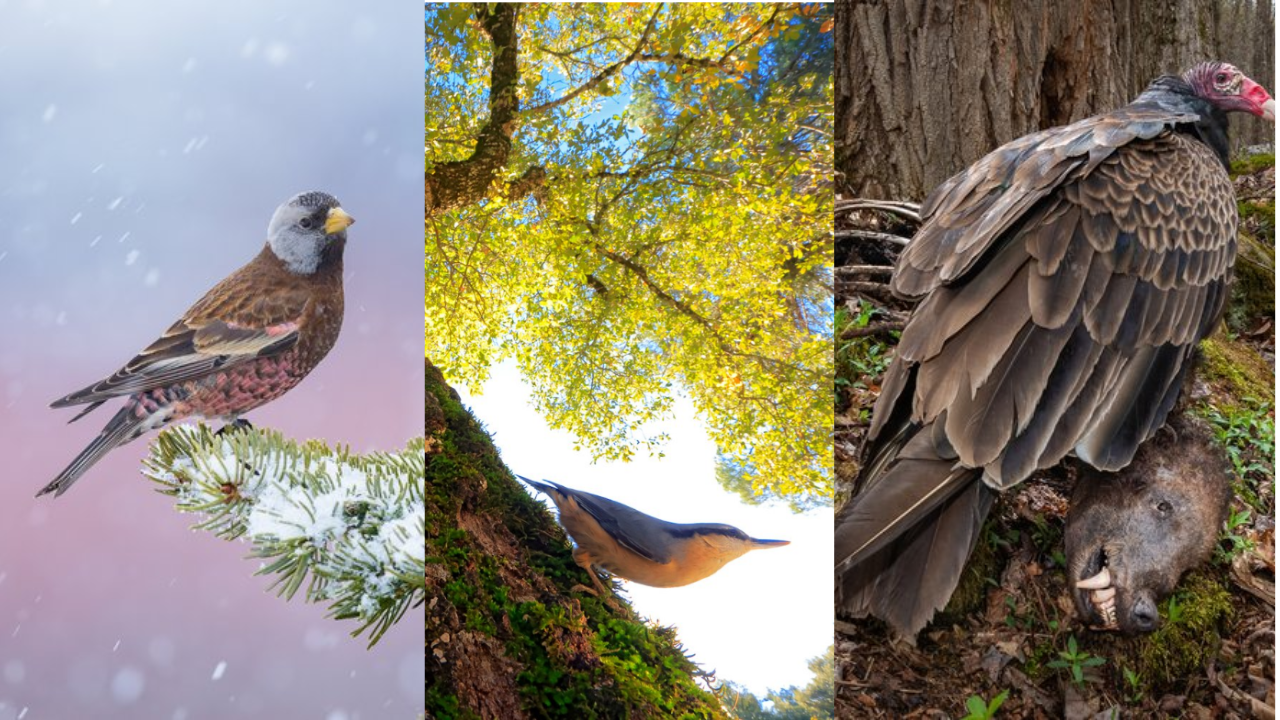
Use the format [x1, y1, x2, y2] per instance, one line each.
[0, 1, 423, 717]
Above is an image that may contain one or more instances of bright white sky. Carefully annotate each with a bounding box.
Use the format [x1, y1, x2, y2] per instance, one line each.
[455, 360, 833, 697]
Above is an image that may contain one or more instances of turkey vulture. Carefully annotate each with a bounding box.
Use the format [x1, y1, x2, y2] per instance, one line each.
[835, 61, 1274, 641]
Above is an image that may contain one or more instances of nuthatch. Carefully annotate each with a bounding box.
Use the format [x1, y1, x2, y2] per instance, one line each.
[518, 476, 789, 596]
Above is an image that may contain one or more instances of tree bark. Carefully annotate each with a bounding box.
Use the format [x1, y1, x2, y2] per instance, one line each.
[836, 0, 1275, 200]
[424, 359, 725, 719]
[426, 4, 524, 218]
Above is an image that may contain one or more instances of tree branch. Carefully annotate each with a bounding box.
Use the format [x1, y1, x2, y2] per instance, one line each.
[835, 198, 922, 222]
[834, 229, 911, 247]
[718, 6, 783, 65]
[523, 7, 663, 115]
[426, 3, 522, 217]
[839, 322, 903, 340]
[637, 52, 736, 74]
[144, 425, 426, 647]
[582, 223, 813, 381]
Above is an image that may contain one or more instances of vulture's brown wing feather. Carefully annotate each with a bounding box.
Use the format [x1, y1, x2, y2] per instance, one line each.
[889, 127, 1234, 480]
[890, 107, 1202, 300]
[840, 112, 1237, 640]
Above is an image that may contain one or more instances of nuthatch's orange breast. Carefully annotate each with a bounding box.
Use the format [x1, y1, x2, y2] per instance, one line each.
[556, 496, 723, 588]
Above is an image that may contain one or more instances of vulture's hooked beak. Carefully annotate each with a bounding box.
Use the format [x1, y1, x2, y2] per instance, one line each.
[1242, 77, 1275, 122]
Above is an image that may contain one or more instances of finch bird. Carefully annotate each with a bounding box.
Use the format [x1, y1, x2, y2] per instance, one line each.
[40, 191, 353, 498]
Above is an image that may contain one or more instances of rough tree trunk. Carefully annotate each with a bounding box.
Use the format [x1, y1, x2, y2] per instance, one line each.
[836, 0, 1275, 200]
[426, 3, 546, 220]
[424, 359, 725, 719]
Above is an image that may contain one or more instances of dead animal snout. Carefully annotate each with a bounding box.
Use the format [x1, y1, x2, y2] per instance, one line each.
[1076, 565, 1118, 628]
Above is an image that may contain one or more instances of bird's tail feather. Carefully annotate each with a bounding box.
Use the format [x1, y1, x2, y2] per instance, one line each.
[515, 475, 554, 493]
[838, 473, 993, 642]
[835, 421, 991, 641]
[39, 405, 142, 498]
[67, 400, 106, 424]
[836, 424, 976, 566]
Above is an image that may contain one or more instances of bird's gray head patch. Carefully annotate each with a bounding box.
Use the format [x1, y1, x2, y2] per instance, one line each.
[266, 191, 351, 274]
[292, 191, 340, 211]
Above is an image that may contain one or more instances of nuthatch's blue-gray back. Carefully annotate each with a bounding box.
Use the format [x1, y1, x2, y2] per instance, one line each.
[519, 476, 789, 593]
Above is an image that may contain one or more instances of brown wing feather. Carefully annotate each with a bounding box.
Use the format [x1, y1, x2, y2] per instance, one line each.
[893, 128, 1234, 487]
[52, 248, 311, 408]
[839, 109, 1237, 639]
[893, 107, 1202, 300]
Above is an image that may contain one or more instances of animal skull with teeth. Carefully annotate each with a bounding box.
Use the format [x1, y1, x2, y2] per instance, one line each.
[1076, 563, 1119, 628]
[1065, 415, 1231, 633]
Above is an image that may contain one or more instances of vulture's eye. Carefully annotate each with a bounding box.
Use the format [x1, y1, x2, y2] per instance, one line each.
[1156, 500, 1173, 514]
[1215, 72, 1229, 85]
[299, 217, 313, 229]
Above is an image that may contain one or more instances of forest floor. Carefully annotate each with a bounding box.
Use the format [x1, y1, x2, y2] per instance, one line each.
[833, 156, 1275, 720]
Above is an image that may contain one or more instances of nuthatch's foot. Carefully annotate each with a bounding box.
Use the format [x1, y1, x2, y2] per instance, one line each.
[588, 572, 611, 597]
[570, 583, 599, 597]
[571, 583, 624, 613]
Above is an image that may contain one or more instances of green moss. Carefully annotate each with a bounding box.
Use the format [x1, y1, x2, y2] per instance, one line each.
[1229, 152, 1274, 177]
[425, 361, 724, 718]
[1225, 194, 1276, 333]
[1136, 573, 1234, 687]
[835, 302, 896, 407]
[424, 687, 481, 720]
[1197, 337, 1273, 410]
[505, 602, 721, 718]
[1022, 638, 1058, 682]
[1238, 199, 1275, 241]
[1226, 151, 1275, 331]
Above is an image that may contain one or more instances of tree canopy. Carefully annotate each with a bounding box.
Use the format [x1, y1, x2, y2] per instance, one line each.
[722, 645, 835, 719]
[426, 3, 833, 504]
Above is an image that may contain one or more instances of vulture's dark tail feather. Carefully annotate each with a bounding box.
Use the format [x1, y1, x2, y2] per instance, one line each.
[837, 469, 993, 642]
[836, 421, 991, 641]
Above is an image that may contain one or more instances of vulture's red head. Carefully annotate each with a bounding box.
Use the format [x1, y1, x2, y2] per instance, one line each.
[1184, 62, 1275, 122]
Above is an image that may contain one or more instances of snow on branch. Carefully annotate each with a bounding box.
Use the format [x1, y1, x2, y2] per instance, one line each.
[142, 425, 425, 647]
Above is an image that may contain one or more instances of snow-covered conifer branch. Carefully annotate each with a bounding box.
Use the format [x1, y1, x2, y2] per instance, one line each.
[142, 425, 425, 647]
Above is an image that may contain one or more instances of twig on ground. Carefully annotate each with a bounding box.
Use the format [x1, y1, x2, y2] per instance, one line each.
[836, 198, 923, 222]
[835, 229, 911, 247]
[836, 264, 894, 277]
[840, 322, 904, 340]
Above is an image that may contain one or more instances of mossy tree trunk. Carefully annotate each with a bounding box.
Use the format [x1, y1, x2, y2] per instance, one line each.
[424, 359, 726, 720]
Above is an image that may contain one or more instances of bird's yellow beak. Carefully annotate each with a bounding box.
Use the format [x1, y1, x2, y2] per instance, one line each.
[324, 207, 355, 234]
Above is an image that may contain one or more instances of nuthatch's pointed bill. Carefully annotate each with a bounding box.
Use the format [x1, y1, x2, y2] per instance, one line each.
[746, 537, 790, 549]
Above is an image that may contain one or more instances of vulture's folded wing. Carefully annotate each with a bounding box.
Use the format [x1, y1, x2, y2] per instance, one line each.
[842, 116, 1238, 640]
[868, 121, 1236, 488]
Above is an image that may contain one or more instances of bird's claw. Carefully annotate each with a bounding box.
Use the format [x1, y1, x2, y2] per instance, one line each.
[570, 583, 600, 598]
[215, 418, 254, 436]
[570, 581, 625, 613]
[571, 584, 624, 613]
[212, 419, 260, 476]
